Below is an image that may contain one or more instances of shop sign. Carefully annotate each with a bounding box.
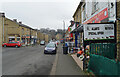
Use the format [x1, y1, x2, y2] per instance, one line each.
[71, 24, 75, 32]
[26, 36, 30, 38]
[84, 24, 114, 40]
[83, 8, 108, 24]
[68, 27, 72, 32]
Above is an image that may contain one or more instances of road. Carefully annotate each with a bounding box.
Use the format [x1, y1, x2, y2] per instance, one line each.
[2, 44, 86, 75]
[2, 45, 56, 75]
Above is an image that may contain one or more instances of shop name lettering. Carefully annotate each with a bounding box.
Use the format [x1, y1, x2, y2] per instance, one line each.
[87, 26, 113, 35]
[87, 26, 113, 31]
[88, 32, 104, 35]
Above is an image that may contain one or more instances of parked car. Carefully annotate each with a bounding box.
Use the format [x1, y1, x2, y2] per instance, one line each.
[44, 43, 57, 54]
[2, 41, 21, 48]
[40, 41, 45, 45]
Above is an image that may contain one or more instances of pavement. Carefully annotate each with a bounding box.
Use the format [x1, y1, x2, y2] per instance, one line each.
[50, 44, 86, 75]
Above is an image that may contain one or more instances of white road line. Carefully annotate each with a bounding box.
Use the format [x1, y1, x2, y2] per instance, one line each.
[50, 50, 59, 75]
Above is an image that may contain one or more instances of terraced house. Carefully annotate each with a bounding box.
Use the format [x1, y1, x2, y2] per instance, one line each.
[0, 13, 38, 46]
[0, 13, 21, 43]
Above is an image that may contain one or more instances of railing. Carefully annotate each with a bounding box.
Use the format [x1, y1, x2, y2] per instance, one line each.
[90, 43, 116, 59]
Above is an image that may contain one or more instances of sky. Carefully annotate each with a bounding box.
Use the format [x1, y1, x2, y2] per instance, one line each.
[0, 0, 81, 30]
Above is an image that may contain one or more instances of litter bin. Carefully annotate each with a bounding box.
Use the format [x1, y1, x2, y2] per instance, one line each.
[63, 46, 68, 54]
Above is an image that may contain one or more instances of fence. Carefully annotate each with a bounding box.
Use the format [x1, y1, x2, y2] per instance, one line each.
[88, 43, 120, 76]
[88, 54, 120, 75]
[90, 43, 116, 59]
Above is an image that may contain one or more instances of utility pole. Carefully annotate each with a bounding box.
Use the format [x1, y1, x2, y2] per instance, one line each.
[63, 21, 65, 46]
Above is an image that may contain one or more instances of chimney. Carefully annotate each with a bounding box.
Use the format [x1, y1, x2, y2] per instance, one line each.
[19, 21, 22, 24]
[13, 19, 17, 22]
[0, 13, 5, 17]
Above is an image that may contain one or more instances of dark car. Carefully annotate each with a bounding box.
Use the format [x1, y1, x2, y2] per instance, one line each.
[2, 41, 21, 48]
[44, 43, 57, 54]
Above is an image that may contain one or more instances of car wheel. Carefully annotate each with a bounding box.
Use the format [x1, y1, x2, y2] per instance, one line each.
[4, 45, 6, 47]
[15, 45, 18, 48]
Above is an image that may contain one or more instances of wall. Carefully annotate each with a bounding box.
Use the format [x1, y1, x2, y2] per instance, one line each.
[56, 34, 62, 40]
[3, 18, 20, 43]
[0, 16, 2, 45]
[117, 0, 120, 61]
[45, 34, 49, 43]
[81, 0, 116, 24]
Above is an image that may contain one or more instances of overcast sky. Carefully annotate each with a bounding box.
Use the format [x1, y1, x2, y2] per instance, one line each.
[0, 0, 81, 30]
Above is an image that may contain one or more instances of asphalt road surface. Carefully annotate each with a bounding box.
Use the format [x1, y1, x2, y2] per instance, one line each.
[2, 45, 56, 75]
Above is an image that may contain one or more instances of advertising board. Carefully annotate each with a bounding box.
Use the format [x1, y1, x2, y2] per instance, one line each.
[84, 24, 114, 40]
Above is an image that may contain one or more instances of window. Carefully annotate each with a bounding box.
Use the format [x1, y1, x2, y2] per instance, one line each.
[22, 28, 24, 34]
[92, 1, 99, 14]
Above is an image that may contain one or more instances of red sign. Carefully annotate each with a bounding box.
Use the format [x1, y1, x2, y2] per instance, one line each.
[69, 33, 73, 38]
[26, 36, 30, 38]
[68, 27, 71, 32]
[83, 8, 108, 24]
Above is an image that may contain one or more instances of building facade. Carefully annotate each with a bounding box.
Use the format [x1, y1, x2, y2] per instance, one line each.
[0, 13, 4, 46]
[117, 0, 120, 61]
[0, 13, 42, 46]
[72, 0, 116, 47]
[56, 33, 63, 40]
[31, 29, 37, 45]
[81, 0, 116, 24]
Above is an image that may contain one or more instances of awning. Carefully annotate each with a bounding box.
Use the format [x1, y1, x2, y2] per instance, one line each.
[70, 25, 83, 33]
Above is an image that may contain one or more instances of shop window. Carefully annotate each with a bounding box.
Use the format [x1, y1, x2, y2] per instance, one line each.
[9, 38, 15, 42]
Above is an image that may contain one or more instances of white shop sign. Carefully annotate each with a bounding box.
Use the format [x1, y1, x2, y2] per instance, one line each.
[84, 24, 114, 40]
[70, 24, 75, 32]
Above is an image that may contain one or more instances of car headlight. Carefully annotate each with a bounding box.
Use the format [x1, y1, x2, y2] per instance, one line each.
[52, 48, 55, 50]
[45, 48, 48, 50]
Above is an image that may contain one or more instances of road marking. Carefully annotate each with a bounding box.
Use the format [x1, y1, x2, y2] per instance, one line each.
[50, 50, 59, 75]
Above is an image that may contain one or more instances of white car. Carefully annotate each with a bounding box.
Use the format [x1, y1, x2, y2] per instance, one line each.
[40, 41, 45, 45]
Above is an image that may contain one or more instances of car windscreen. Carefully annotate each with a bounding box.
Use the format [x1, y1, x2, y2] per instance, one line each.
[41, 41, 44, 43]
[46, 43, 55, 48]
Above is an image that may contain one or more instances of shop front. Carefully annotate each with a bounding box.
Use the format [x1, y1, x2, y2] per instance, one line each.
[26, 35, 30, 46]
[83, 23, 117, 75]
[31, 36, 37, 45]
[9, 36, 15, 42]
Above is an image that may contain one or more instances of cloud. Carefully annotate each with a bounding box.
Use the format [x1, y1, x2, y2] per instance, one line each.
[1, 0, 81, 30]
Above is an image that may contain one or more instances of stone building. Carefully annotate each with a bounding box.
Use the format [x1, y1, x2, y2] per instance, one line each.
[0, 13, 38, 46]
[117, 0, 120, 61]
[56, 33, 63, 40]
[0, 13, 4, 46]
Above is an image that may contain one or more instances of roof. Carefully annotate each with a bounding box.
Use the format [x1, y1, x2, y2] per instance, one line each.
[16, 22, 32, 29]
[73, 1, 84, 18]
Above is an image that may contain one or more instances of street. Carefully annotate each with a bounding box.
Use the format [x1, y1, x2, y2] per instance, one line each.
[2, 44, 86, 75]
[2, 45, 56, 75]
